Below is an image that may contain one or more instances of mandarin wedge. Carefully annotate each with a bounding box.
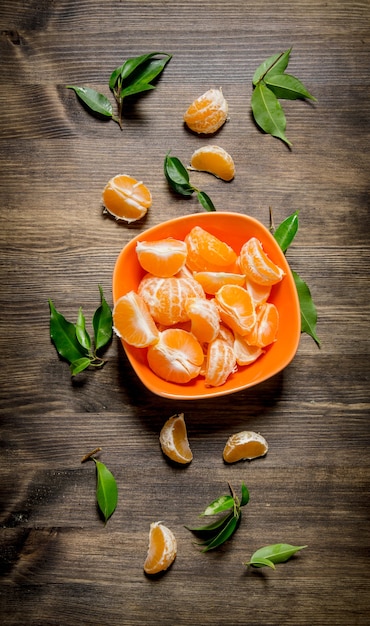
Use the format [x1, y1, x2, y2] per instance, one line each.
[223, 431, 268, 463]
[147, 328, 204, 383]
[138, 273, 205, 326]
[245, 278, 271, 305]
[112, 291, 159, 348]
[102, 174, 152, 222]
[159, 413, 193, 464]
[204, 337, 237, 387]
[239, 237, 285, 286]
[233, 333, 264, 366]
[193, 271, 245, 295]
[136, 238, 187, 277]
[247, 302, 279, 348]
[143, 521, 177, 575]
[215, 284, 256, 336]
[185, 297, 220, 343]
[184, 88, 228, 134]
[185, 226, 237, 272]
[190, 145, 235, 181]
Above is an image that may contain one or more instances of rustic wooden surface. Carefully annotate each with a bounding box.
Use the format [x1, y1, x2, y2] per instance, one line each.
[1, 1, 369, 624]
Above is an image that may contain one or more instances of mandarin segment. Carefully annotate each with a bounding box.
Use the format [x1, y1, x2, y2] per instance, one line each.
[147, 328, 204, 383]
[159, 413, 193, 464]
[190, 145, 235, 181]
[245, 278, 271, 305]
[136, 238, 187, 277]
[102, 174, 152, 222]
[239, 237, 285, 286]
[247, 302, 279, 348]
[185, 226, 237, 272]
[205, 337, 237, 387]
[215, 284, 256, 336]
[184, 88, 228, 134]
[223, 431, 269, 463]
[112, 291, 159, 348]
[193, 271, 245, 295]
[233, 333, 265, 366]
[185, 297, 220, 343]
[143, 522, 177, 575]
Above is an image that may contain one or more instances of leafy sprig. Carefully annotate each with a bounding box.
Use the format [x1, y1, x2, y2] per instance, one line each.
[67, 52, 172, 130]
[251, 48, 316, 146]
[164, 153, 216, 212]
[272, 210, 320, 345]
[186, 482, 249, 551]
[245, 543, 307, 570]
[81, 448, 118, 524]
[49, 285, 113, 375]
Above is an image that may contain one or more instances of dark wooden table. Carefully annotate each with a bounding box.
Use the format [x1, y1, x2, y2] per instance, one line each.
[1, 1, 369, 624]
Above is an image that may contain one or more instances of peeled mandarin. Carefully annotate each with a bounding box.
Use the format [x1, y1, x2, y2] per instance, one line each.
[159, 413, 193, 464]
[147, 328, 204, 383]
[190, 145, 235, 181]
[143, 522, 177, 575]
[193, 271, 245, 295]
[184, 88, 228, 134]
[205, 337, 237, 387]
[185, 226, 237, 273]
[112, 291, 159, 348]
[223, 431, 269, 463]
[185, 297, 220, 343]
[215, 284, 256, 336]
[136, 238, 187, 277]
[239, 237, 285, 286]
[233, 333, 265, 366]
[102, 174, 152, 222]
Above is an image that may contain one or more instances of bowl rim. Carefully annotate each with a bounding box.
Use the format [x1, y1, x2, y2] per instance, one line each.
[112, 211, 301, 399]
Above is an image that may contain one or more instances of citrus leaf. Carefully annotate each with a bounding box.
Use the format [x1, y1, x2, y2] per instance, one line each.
[247, 557, 276, 569]
[252, 49, 291, 86]
[109, 52, 171, 89]
[164, 153, 194, 196]
[70, 357, 92, 376]
[120, 82, 155, 98]
[93, 459, 118, 523]
[246, 543, 307, 568]
[240, 482, 250, 507]
[251, 82, 292, 147]
[66, 86, 113, 117]
[265, 73, 316, 101]
[201, 513, 240, 552]
[49, 299, 87, 364]
[292, 270, 321, 346]
[273, 210, 299, 252]
[196, 190, 216, 212]
[120, 57, 172, 97]
[76, 307, 91, 351]
[201, 494, 235, 516]
[92, 285, 113, 351]
[185, 512, 233, 533]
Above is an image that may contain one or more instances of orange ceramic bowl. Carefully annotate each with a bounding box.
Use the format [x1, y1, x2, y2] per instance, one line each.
[112, 212, 300, 400]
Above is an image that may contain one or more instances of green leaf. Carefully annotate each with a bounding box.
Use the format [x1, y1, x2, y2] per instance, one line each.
[196, 190, 216, 212]
[247, 557, 276, 569]
[49, 299, 87, 364]
[109, 52, 171, 90]
[70, 357, 92, 376]
[92, 285, 113, 351]
[93, 459, 118, 523]
[201, 513, 239, 552]
[66, 86, 113, 117]
[185, 512, 233, 534]
[292, 270, 321, 346]
[76, 307, 91, 351]
[273, 210, 299, 252]
[246, 543, 307, 568]
[252, 49, 291, 86]
[201, 495, 235, 516]
[265, 73, 316, 101]
[120, 57, 172, 97]
[251, 82, 292, 147]
[240, 482, 250, 507]
[164, 153, 194, 196]
[120, 82, 155, 98]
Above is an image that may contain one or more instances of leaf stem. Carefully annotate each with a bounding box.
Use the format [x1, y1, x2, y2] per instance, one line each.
[81, 447, 102, 463]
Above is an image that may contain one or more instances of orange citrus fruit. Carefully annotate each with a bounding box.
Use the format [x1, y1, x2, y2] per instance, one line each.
[159, 413, 193, 464]
[205, 337, 237, 387]
[185, 297, 220, 343]
[185, 226, 237, 272]
[193, 270, 245, 295]
[247, 302, 279, 348]
[239, 237, 285, 286]
[102, 174, 152, 223]
[138, 273, 205, 326]
[136, 238, 187, 277]
[233, 333, 264, 366]
[215, 284, 256, 336]
[112, 291, 159, 348]
[245, 278, 271, 305]
[184, 88, 229, 134]
[190, 145, 235, 181]
[147, 328, 204, 383]
[143, 521, 177, 575]
[223, 431, 269, 463]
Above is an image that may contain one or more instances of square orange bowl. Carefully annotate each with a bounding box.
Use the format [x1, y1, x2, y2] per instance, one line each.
[112, 212, 301, 400]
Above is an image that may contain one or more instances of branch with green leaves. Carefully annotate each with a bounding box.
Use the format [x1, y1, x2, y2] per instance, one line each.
[49, 285, 113, 376]
[164, 153, 216, 212]
[251, 48, 316, 146]
[81, 448, 118, 524]
[67, 52, 172, 130]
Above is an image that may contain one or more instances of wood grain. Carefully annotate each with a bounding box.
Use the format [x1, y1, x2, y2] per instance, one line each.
[1, 1, 370, 625]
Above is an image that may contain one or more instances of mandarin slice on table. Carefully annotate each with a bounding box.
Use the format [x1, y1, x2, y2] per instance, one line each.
[185, 297, 220, 343]
[102, 174, 152, 222]
[147, 328, 204, 383]
[143, 521, 177, 575]
[189, 145, 235, 181]
[112, 291, 159, 348]
[204, 337, 237, 387]
[193, 270, 246, 295]
[185, 226, 237, 272]
[239, 237, 285, 286]
[215, 284, 256, 336]
[247, 302, 279, 348]
[138, 273, 205, 326]
[136, 238, 187, 277]
[223, 431, 269, 463]
[183, 88, 228, 134]
[159, 413, 193, 464]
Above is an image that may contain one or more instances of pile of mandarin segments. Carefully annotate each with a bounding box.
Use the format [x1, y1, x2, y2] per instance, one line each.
[113, 225, 285, 388]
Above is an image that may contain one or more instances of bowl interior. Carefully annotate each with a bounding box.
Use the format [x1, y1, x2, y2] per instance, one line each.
[112, 212, 301, 399]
